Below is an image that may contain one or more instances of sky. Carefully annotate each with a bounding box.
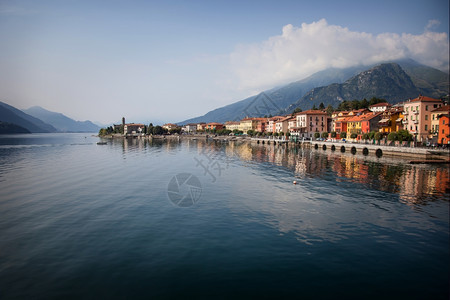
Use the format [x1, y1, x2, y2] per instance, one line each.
[0, 0, 448, 125]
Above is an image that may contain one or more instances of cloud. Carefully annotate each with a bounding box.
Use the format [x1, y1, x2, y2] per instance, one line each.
[230, 19, 449, 92]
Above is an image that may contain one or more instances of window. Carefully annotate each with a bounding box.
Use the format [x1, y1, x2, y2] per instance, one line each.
[425, 125, 428, 131]
[434, 104, 437, 108]
[443, 120, 446, 125]
[426, 105, 428, 111]
[411, 116, 413, 121]
[433, 115, 435, 120]
[425, 115, 428, 120]
[415, 126, 417, 131]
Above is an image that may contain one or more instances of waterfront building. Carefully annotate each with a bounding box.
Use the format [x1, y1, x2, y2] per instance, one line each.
[182, 123, 197, 133]
[224, 121, 240, 132]
[196, 122, 206, 131]
[206, 122, 224, 131]
[294, 110, 328, 138]
[267, 116, 284, 134]
[332, 111, 350, 134]
[369, 102, 391, 112]
[124, 123, 145, 134]
[360, 112, 383, 133]
[163, 123, 179, 131]
[275, 116, 290, 134]
[432, 105, 450, 145]
[378, 104, 404, 133]
[238, 118, 258, 133]
[402, 95, 444, 142]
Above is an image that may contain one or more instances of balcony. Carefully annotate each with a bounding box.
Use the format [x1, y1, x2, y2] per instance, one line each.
[413, 120, 419, 124]
[413, 110, 419, 115]
[403, 111, 408, 115]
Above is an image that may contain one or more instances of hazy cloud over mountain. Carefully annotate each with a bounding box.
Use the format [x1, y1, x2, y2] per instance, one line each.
[230, 19, 449, 92]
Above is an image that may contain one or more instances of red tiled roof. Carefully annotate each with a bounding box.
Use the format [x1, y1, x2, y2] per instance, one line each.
[431, 105, 449, 113]
[409, 95, 442, 103]
[369, 102, 391, 107]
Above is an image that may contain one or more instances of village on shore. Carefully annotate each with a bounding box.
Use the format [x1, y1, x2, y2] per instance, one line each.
[99, 95, 450, 147]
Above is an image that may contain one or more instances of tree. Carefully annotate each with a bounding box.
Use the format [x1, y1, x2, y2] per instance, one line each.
[368, 131, 376, 140]
[274, 132, 279, 137]
[279, 131, 284, 136]
[397, 129, 413, 141]
[319, 102, 325, 110]
[152, 125, 166, 135]
[360, 98, 369, 109]
[387, 132, 398, 141]
[340, 132, 347, 139]
[331, 131, 337, 138]
[293, 107, 302, 114]
[326, 104, 334, 116]
[247, 129, 255, 136]
[374, 132, 383, 140]
[350, 133, 358, 139]
[321, 132, 328, 138]
[362, 133, 370, 140]
[312, 104, 318, 110]
[314, 132, 320, 139]
[286, 132, 291, 137]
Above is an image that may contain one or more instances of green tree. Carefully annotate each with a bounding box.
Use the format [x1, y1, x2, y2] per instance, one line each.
[293, 107, 302, 114]
[319, 102, 325, 110]
[314, 132, 320, 139]
[368, 131, 376, 140]
[279, 131, 284, 136]
[321, 132, 328, 138]
[340, 132, 347, 139]
[387, 132, 398, 141]
[350, 133, 358, 139]
[374, 132, 383, 140]
[326, 104, 334, 116]
[247, 130, 255, 136]
[362, 133, 370, 140]
[312, 104, 318, 110]
[152, 125, 166, 135]
[286, 132, 291, 137]
[331, 131, 337, 138]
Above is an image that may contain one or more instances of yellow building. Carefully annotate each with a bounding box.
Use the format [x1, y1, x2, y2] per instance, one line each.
[238, 118, 258, 133]
[378, 105, 404, 133]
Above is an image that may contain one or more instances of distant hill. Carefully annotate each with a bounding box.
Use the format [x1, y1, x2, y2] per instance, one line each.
[0, 121, 30, 134]
[180, 59, 449, 124]
[0, 101, 57, 133]
[23, 106, 101, 133]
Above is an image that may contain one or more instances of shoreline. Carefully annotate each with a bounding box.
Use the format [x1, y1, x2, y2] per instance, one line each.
[98, 133, 450, 161]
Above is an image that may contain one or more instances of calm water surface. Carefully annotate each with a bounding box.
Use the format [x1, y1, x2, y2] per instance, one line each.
[0, 133, 448, 299]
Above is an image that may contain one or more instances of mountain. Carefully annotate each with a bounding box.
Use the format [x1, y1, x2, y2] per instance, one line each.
[180, 65, 370, 124]
[288, 63, 422, 112]
[180, 59, 449, 124]
[0, 101, 57, 133]
[23, 106, 101, 133]
[0, 121, 30, 134]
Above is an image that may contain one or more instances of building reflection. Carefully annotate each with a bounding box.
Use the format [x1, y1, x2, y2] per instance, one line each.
[225, 142, 449, 205]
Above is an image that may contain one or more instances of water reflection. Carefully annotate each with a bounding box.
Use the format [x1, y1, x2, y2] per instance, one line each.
[108, 137, 449, 205]
[232, 143, 449, 205]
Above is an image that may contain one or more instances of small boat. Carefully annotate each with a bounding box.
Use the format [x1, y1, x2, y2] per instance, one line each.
[97, 142, 107, 145]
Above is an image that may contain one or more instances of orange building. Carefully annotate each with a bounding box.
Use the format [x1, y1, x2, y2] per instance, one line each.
[437, 113, 449, 145]
[206, 122, 224, 130]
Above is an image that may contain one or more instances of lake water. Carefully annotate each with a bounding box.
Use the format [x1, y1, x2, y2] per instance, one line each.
[0, 133, 448, 299]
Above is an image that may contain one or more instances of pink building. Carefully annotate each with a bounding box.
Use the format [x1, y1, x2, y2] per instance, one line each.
[295, 110, 329, 138]
[402, 95, 444, 142]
